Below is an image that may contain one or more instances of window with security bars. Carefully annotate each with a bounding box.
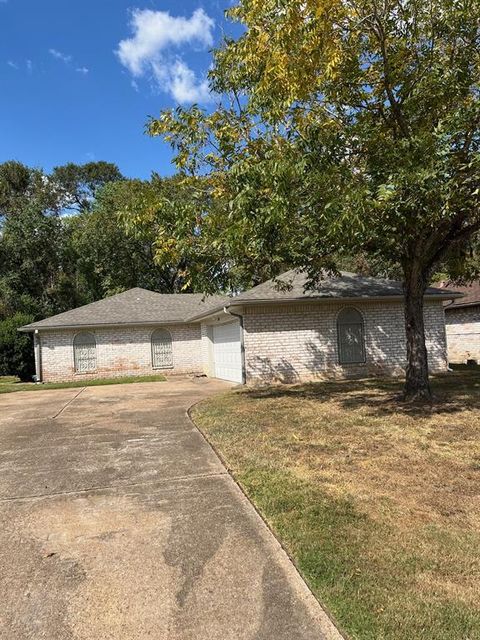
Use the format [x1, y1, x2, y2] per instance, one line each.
[337, 308, 366, 364]
[73, 332, 97, 373]
[151, 329, 173, 369]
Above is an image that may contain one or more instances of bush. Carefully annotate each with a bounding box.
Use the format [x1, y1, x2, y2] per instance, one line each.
[0, 313, 35, 381]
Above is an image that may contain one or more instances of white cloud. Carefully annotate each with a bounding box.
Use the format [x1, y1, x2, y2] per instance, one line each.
[117, 8, 214, 75]
[49, 49, 89, 76]
[160, 59, 211, 104]
[49, 48, 72, 64]
[7, 59, 34, 73]
[116, 8, 214, 104]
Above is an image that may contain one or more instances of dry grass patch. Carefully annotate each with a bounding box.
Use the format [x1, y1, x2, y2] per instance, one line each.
[193, 372, 480, 640]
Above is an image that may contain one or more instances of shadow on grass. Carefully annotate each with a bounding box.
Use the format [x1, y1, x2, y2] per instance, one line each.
[241, 371, 480, 418]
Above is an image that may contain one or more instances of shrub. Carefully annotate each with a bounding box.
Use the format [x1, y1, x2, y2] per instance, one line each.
[0, 313, 35, 381]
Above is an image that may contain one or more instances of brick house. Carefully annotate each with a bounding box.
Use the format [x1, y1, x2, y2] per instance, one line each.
[19, 270, 461, 384]
[441, 282, 480, 364]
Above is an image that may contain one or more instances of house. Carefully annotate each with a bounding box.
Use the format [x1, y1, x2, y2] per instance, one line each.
[442, 282, 480, 364]
[18, 271, 461, 385]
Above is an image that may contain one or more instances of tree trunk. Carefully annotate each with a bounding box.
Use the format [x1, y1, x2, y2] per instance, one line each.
[403, 270, 432, 402]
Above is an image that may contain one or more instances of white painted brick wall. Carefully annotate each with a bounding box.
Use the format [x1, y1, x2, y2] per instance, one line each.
[38, 324, 202, 383]
[200, 323, 215, 377]
[36, 300, 449, 384]
[243, 300, 448, 384]
[445, 306, 480, 363]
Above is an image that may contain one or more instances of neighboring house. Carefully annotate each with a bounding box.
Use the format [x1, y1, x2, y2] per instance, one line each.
[441, 282, 480, 364]
[19, 271, 461, 385]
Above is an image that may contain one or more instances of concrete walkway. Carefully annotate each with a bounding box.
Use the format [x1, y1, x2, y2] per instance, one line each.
[0, 378, 342, 639]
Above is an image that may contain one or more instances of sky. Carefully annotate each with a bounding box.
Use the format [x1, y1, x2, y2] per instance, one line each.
[0, 0, 233, 179]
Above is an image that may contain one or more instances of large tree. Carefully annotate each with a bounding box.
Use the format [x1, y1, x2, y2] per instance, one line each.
[0, 161, 124, 319]
[67, 174, 240, 299]
[0, 161, 68, 318]
[0, 161, 59, 221]
[110, 173, 264, 293]
[68, 177, 195, 298]
[149, 0, 480, 400]
[52, 161, 123, 213]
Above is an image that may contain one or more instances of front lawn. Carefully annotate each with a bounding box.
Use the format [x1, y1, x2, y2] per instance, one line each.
[192, 372, 480, 640]
[0, 374, 166, 394]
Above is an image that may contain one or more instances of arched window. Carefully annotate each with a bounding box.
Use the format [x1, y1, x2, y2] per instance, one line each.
[337, 308, 366, 364]
[73, 332, 96, 373]
[151, 329, 173, 369]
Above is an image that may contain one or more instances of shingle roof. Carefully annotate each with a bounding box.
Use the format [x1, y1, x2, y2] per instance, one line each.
[439, 281, 480, 309]
[230, 270, 462, 303]
[20, 272, 463, 331]
[19, 288, 227, 331]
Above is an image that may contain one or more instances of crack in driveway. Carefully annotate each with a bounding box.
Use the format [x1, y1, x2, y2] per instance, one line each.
[0, 471, 230, 503]
[52, 386, 87, 419]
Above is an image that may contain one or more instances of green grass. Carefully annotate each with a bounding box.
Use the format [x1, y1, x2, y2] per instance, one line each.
[0, 374, 166, 394]
[192, 371, 480, 640]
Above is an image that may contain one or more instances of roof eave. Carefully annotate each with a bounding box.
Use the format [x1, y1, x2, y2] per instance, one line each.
[18, 319, 193, 333]
[187, 303, 246, 323]
[188, 292, 462, 321]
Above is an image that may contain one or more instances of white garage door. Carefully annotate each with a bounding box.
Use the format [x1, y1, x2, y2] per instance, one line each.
[212, 321, 243, 383]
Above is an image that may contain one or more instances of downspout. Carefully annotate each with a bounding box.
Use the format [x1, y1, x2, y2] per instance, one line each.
[223, 306, 247, 384]
[34, 330, 42, 383]
[446, 300, 454, 373]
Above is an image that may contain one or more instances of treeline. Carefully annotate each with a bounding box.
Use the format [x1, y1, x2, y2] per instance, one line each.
[1, 161, 184, 322]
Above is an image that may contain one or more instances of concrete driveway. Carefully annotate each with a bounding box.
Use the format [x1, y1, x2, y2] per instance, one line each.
[0, 378, 341, 640]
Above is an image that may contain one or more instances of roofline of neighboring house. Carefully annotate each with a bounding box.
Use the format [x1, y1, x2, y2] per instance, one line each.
[445, 300, 480, 310]
[187, 291, 464, 322]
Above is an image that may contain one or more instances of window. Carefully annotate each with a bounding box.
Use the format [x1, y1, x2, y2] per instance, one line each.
[73, 332, 96, 373]
[337, 308, 365, 364]
[151, 329, 173, 369]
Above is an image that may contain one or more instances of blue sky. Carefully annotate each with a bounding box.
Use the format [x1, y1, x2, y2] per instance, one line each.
[0, 0, 231, 178]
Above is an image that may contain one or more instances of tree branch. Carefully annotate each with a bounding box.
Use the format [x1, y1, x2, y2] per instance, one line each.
[369, 2, 410, 138]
